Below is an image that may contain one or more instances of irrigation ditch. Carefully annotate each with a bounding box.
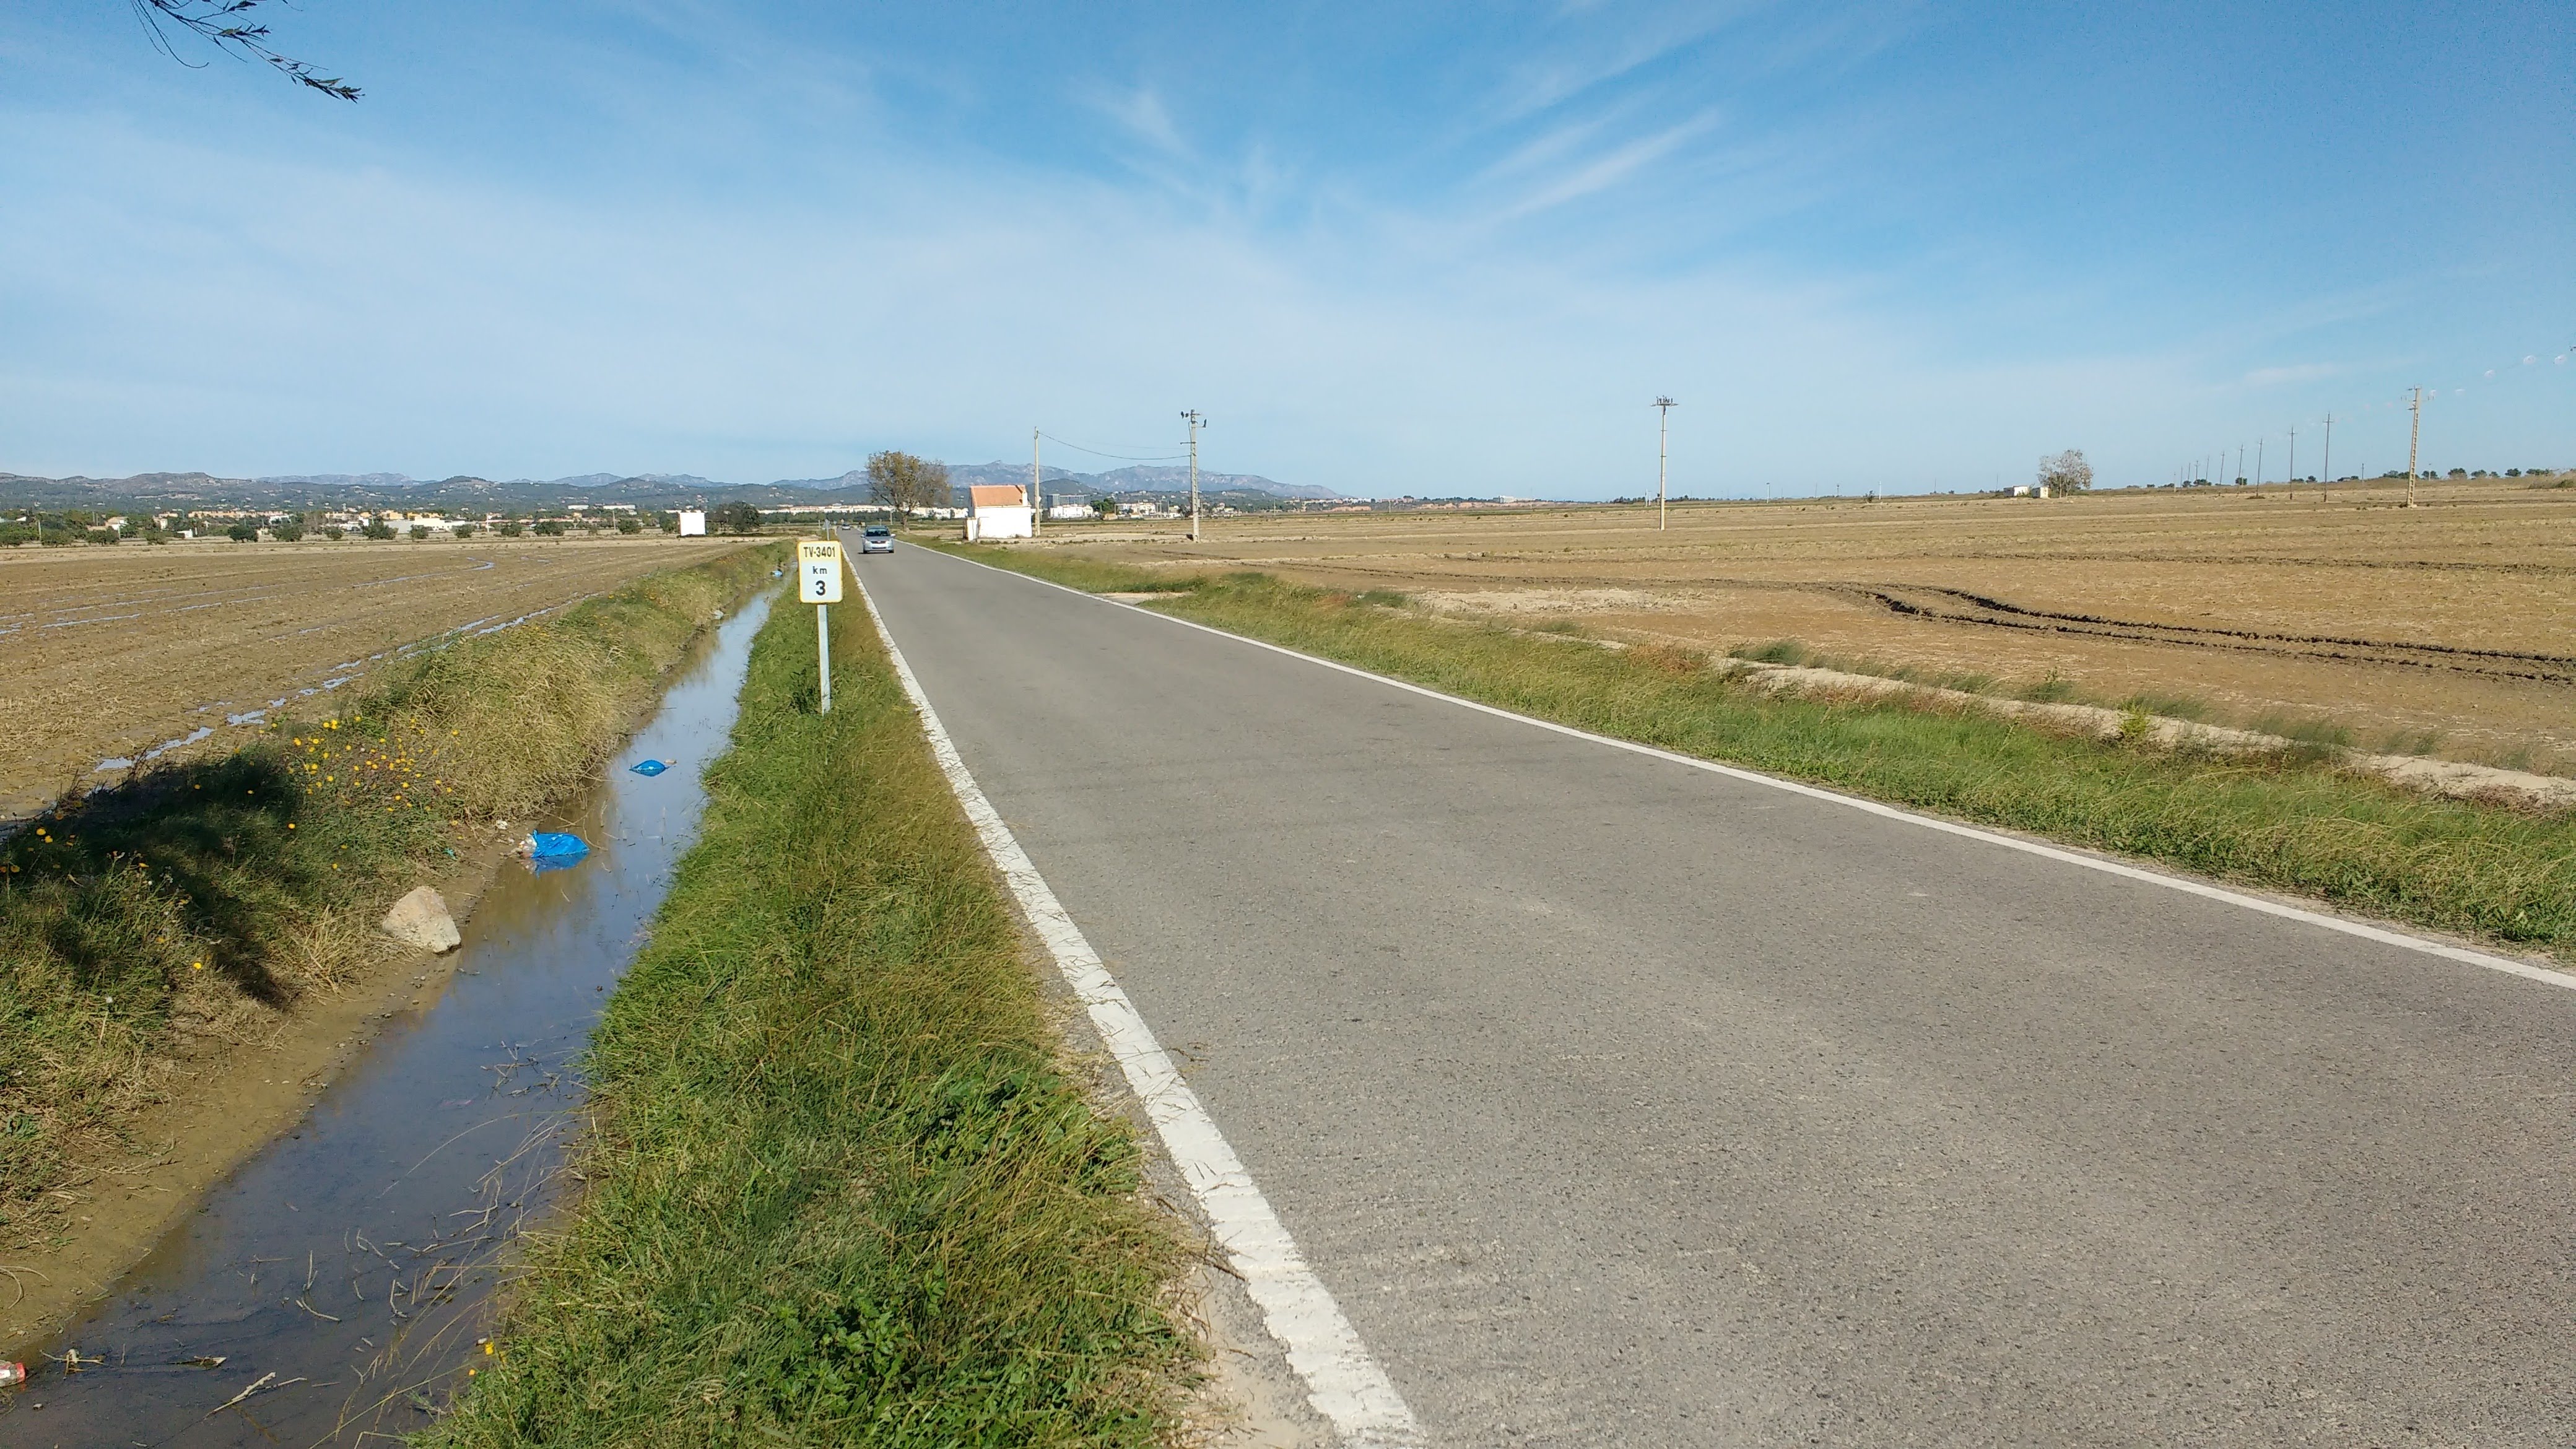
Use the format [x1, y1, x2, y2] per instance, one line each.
[4, 591, 774, 1445]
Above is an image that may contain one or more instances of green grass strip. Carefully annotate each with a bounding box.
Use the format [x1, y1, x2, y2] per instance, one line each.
[423, 583, 1191, 1448]
[934, 543, 2576, 961]
[1, 544, 784, 1234]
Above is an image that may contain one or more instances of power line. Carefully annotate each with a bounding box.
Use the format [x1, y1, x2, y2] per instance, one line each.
[1034, 432, 1191, 463]
[2162, 337, 2568, 489]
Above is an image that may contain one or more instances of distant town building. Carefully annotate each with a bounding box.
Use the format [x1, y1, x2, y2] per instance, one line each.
[1046, 503, 1094, 521]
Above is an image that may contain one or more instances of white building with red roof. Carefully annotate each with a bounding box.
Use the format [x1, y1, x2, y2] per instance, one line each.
[965, 484, 1034, 540]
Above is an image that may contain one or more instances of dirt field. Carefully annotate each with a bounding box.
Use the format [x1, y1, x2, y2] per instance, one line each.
[1014, 476, 2576, 775]
[0, 535, 754, 819]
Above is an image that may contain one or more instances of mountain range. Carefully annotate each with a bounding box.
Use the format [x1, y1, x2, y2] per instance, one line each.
[1, 463, 1341, 510]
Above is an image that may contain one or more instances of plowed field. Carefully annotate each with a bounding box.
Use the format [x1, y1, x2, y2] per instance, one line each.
[0, 536, 754, 819]
[1025, 476, 2576, 774]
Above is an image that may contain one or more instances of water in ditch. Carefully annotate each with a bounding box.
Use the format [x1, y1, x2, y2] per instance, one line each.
[6, 589, 775, 1447]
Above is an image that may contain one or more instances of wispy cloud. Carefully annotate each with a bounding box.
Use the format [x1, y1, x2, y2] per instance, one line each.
[1492, 111, 1726, 220]
[1089, 85, 1190, 157]
[1489, 4, 1758, 124]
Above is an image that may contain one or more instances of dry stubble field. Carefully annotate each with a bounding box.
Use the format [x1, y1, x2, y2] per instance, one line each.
[1028, 477, 2576, 776]
[0, 535, 752, 819]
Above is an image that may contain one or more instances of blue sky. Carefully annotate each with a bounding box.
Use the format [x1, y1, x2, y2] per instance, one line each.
[3, 1, 2568, 497]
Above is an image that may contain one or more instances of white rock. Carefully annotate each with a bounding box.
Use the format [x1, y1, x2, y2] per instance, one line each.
[381, 886, 461, 953]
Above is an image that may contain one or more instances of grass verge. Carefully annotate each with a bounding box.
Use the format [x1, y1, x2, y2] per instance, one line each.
[0, 543, 781, 1237]
[937, 542, 2576, 960]
[420, 581, 1192, 1447]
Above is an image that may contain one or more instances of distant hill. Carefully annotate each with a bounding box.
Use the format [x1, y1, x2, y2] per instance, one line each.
[1091, 464, 1339, 500]
[0, 471, 796, 511]
[1, 460, 1343, 511]
[938, 461, 1338, 502]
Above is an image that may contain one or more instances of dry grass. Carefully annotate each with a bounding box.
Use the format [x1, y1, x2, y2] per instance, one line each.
[0, 535, 753, 819]
[1023, 476, 2576, 776]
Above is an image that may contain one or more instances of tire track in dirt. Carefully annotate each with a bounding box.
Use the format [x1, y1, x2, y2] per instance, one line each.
[1231, 558, 2576, 687]
[1845, 584, 2576, 686]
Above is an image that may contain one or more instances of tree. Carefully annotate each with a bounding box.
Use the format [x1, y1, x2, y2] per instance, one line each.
[866, 451, 950, 524]
[2037, 449, 2094, 494]
[615, 514, 643, 534]
[270, 516, 304, 542]
[711, 501, 765, 534]
[361, 518, 396, 541]
[133, 0, 361, 100]
[495, 520, 523, 537]
[1091, 497, 1119, 520]
[225, 521, 260, 542]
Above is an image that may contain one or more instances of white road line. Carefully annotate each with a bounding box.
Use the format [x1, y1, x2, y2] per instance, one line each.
[918, 544, 2576, 996]
[848, 565, 1425, 1448]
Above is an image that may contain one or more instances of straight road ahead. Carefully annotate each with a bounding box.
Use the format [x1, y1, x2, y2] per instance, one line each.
[854, 541, 2574, 1447]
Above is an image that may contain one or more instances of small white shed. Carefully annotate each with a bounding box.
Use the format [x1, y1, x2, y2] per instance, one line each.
[677, 508, 708, 536]
[965, 485, 1035, 541]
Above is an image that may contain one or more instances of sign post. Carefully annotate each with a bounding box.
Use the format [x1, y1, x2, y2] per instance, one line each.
[799, 539, 844, 714]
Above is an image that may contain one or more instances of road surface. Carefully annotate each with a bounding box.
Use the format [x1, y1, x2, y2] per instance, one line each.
[853, 540, 2574, 1447]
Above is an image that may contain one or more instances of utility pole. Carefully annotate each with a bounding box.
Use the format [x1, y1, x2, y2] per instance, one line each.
[1181, 409, 1206, 542]
[1653, 396, 1676, 531]
[2254, 438, 2263, 488]
[2320, 414, 2333, 494]
[2406, 386, 2422, 507]
[1031, 427, 1042, 536]
[2236, 444, 2245, 487]
[2287, 427, 2297, 491]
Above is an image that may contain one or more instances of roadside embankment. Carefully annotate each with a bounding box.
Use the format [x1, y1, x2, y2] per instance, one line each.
[1703, 655, 2576, 812]
[420, 578, 1194, 1445]
[939, 544, 2576, 964]
[0, 542, 778, 1343]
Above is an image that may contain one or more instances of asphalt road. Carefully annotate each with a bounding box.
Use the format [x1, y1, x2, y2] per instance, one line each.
[854, 541, 2575, 1448]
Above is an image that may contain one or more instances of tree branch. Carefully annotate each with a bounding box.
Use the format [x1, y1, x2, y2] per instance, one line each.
[131, 0, 362, 100]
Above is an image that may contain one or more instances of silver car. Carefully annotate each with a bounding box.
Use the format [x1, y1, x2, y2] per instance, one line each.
[859, 524, 894, 555]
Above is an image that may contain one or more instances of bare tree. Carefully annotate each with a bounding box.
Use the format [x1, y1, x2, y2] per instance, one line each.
[866, 451, 950, 524]
[133, 0, 361, 100]
[2037, 449, 2094, 494]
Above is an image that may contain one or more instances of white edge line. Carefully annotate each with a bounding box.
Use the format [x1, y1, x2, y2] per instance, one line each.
[846, 560, 1425, 1448]
[916, 542, 2576, 996]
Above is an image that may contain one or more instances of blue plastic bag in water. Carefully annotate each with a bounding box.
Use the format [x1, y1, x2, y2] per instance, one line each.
[628, 759, 669, 777]
[524, 832, 590, 873]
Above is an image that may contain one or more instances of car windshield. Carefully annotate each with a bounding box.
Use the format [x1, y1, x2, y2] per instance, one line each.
[863, 527, 890, 536]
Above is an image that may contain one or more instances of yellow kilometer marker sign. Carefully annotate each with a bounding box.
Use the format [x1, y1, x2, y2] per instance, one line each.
[798, 539, 845, 604]
[799, 539, 845, 713]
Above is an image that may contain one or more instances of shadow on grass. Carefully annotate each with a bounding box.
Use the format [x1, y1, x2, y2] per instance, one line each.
[6, 752, 327, 1007]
